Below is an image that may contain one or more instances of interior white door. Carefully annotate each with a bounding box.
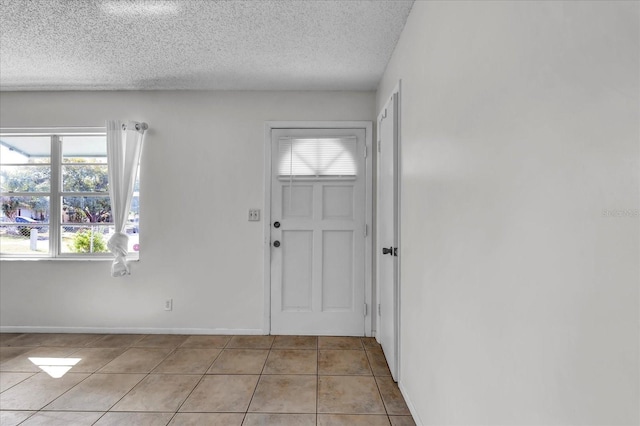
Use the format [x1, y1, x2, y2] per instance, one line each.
[377, 92, 399, 380]
[270, 128, 366, 336]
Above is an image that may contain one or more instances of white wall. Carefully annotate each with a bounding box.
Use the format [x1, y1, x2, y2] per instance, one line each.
[378, 1, 638, 425]
[0, 90, 375, 334]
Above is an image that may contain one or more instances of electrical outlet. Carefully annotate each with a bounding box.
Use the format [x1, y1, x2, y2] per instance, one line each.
[248, 209, 260, 221]
[164, 298, 173, 311]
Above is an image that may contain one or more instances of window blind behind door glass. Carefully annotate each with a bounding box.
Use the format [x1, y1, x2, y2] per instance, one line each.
[278, 137, 357, 177]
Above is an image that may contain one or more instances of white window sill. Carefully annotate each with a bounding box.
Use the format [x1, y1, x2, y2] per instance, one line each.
[0, 256, 140, 262]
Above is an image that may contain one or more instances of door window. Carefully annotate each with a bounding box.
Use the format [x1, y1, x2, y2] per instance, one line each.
[278, 137, 357, 178]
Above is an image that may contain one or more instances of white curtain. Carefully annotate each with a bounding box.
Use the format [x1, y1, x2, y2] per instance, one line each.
[106, 120, 146, 277]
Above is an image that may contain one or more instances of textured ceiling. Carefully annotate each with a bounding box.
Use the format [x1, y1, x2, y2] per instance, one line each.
[0, 0, 414, 91]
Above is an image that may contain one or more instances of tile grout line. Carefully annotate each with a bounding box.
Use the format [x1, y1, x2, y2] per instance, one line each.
[0, 371, 37, 394]
[240, 335, 275, 425]
[364, 337, 395, 424]
[92, 336, 194, 425]
[93, 336, 170, 424]
[87, 338, 178, 422]
[168, 338, 229, 423]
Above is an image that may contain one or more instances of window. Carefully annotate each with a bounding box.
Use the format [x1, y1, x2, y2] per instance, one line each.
[0, 130, 140, 259]
[278, 137, 357, 178]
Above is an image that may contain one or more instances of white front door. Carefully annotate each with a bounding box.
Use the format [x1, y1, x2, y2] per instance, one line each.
[377, 90, 400, 380]
[270, 128, 367, 336]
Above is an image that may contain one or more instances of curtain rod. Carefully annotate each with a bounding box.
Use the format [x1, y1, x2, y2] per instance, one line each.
[121, 122, 148, 132]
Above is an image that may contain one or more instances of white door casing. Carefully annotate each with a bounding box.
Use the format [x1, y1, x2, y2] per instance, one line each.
[377, 87, 400, 380]
[265, 124, 372, 336]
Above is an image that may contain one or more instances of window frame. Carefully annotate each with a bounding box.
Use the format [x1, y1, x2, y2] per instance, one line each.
[0, 127, 139, 261]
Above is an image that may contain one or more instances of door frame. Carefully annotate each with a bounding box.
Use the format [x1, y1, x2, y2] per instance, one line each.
[376, 81, 402, 381]
[263, 121, 374, 336]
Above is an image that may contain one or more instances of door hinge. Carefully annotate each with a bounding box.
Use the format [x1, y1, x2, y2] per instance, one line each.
[364, 303, 368, 316]
[364, 224, 368, 237]
[364, 145, 367, 158]
[378, 303, 381, 316]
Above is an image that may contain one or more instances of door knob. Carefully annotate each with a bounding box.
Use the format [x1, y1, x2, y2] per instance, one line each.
[273, 221, 280, 228]
[273, 240, 281, 248]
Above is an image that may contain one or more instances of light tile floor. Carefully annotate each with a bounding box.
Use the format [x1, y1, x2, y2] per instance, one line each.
[0, 333, 415, 426]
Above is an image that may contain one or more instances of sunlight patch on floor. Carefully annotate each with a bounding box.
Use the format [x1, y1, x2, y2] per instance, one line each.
[28, 357, 81, 378]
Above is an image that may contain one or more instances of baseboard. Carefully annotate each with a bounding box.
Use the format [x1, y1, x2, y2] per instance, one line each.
[399, 380, 423, 426]
[0, 326, 266, 335]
